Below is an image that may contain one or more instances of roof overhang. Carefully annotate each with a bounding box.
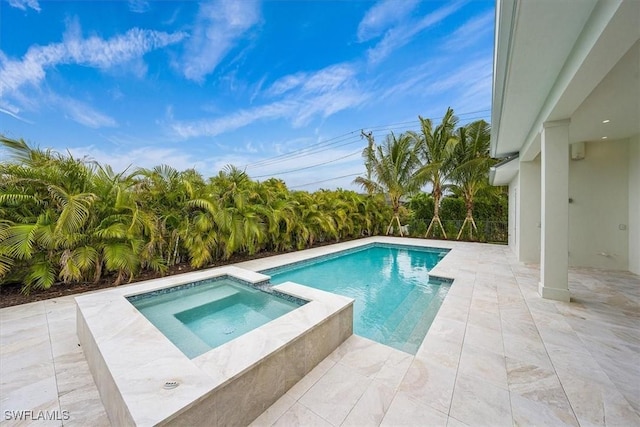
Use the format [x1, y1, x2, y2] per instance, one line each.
[491, 0, 640, 160]
[489, 154, 519, 186]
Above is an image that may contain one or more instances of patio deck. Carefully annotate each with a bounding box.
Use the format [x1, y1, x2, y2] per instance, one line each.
[1, 238, 638, 426]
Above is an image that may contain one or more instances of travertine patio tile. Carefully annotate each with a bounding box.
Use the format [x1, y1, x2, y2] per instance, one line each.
[0, 301, 45, 323]
[577, 333, 640, 364]
[250, 394, 296, 427]
[380, 390, 448, 427]
[457, 342, 507, 389]
[397, 357, 456, 414]
[446, 415, 470, 426]
[426, 317, 466, 344]
[449, 373, 512, 426]
[334, 336, 393, 378]
[569, 318, 640, 347]
[588, 358, 640, 414]
[415, 335, 463, 370]
[271, 402, 332, 427]
[342, 380, 395, 426]
[373, 349, 413, 390]
[502, 332, 553, 369]
[546, 342, 617, 388]
[500, 316, 541, 340]
[557, 375, 640, 426]
[58, 383, 110, 427]
[53, 351, 95, 396]
[285, 357, 336, 400]
[0, 398, 61, 427]
[0, 314, 49, 355]
[437, 295, 472, 323]
[510, 392, 578, 426]
[466, 310, 501, 331]
[0, 374, 59, 421]
[506, 358, 576, 419]
[462, 322, 504, 355]
[298, 362, 371, 426]
[2, 238, 639, 426]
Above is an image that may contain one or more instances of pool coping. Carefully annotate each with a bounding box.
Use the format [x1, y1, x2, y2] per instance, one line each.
[76, 266, 354, 426]
[76, 236, 458, 426]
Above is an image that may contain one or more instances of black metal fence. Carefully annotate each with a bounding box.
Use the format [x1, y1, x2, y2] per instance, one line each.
[407, 220, 508, 244]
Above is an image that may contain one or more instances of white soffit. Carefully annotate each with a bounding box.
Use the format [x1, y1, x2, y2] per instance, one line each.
[491, 0, 598, 157]
[489, 155, 519, 186]
[491, 0, 640, 158]
[569, 40, 640, 144]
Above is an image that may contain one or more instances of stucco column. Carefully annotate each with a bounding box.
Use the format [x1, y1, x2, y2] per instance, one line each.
[539, 119, 571, 302]
[518, 158, 541, 263]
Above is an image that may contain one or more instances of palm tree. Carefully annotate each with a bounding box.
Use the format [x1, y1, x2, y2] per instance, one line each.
[410, 108, 458, 238]
[449, 120, 497, 240]
[133, 165, 205, 266]
[290, 191, 337, 247]
[209, 165, 266, 258]
[354, 132, 422, 236]
[0, 137, 167, 291]
[0, 138, 99, 291]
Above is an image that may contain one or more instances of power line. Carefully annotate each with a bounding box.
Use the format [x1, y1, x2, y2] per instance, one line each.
[245, 130, 360, 168]
[289, 173, 362, 189]
[251, 149, 362, 179]
[244, 108, 490, 170]
[247, 133, 362, 170]
[277, 108, 492, 189]
[250, 112, 492, 178]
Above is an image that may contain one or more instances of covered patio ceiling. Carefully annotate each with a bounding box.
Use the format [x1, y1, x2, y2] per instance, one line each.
[491, 0, 640, 160]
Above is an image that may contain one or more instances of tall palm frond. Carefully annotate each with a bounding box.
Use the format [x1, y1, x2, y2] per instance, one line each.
[409, 107, 459, 238]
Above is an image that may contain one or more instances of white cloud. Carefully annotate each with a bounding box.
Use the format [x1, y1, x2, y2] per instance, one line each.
[366, 1, 465, 65]
[180, 0, 260, 82]
[67, 146, 209, 175]
[357, 0, 419, 42]
[172, 63, 369, 138]
[54, 96, 117, 128]
[426, 57, 491, 94]
[426, 57, 493, 113]
[0, 105, 34, 123]
[128, 0, 150, 13]
[266, 73, 306, 97]
[172, 101, 293, 139]
[444, 11, 494, 50]
[0, 23, 186, 96]
[7, 0, 40, 12]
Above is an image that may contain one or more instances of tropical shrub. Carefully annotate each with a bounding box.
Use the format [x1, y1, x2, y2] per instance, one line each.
[0, 138, 392, 294]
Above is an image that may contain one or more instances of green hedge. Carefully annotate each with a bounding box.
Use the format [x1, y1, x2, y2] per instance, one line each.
[407, 192, 508, 242]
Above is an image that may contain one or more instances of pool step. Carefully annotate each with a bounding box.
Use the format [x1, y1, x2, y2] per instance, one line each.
[388, 285, 450, 353]
[133, 285, 242, 359]
[376, 285, 430, 344]
[383, 288, 433, 352]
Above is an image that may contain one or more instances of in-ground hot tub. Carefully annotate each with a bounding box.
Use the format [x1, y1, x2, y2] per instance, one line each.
[127, 276, 306, 359]
[76, 266, 353, 426]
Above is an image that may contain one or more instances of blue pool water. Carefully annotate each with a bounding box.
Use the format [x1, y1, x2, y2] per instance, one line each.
[266, 244, 450, 354]
[128, 278, 303, 358]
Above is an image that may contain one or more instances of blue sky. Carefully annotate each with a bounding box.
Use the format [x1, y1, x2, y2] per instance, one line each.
[1, 0, 494, 191]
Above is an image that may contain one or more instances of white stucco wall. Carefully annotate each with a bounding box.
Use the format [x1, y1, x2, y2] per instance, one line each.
[628, 134, 640, 275]
[508, 175, 518, 250]
[568, 139, 629, 270]
[517, 156, 541, 263]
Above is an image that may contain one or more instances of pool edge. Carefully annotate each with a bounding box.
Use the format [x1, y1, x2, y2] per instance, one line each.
[76, 267, 353, 426]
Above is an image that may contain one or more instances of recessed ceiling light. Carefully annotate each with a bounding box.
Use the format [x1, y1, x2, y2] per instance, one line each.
[602, 119, 610, 123]
[601, 136, 608, 139]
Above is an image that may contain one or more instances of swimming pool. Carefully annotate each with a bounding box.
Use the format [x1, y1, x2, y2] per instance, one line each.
[265, 243, 450, 354]
[127, 277, 305, 358]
